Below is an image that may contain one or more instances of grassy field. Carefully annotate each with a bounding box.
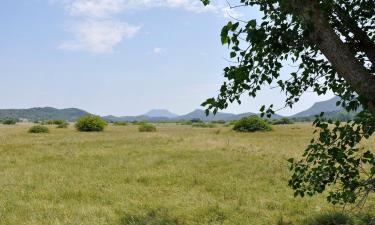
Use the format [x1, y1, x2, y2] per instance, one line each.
[0, 123, 374, 225]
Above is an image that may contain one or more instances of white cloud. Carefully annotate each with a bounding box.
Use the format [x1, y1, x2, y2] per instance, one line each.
[68, 0, 125, 17]
[59, 20, 141, 53]
[54, 0, 238, 54]
[153, 47, 165, 54]
[55, 0, 232, 17]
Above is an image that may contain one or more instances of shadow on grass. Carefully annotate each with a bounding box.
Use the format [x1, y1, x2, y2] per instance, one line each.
[121, 208, 186, 225]
[276, 212, 375, 225]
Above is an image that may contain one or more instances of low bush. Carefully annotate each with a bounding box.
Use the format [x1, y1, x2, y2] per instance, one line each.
[50, 120, 66, 125]
[233, 115, 272, 132]
[29, 125, 49, 133]
[180, 121, 193, 125]
[191, 118, 203, 123]
[272, 118, 294, 125]
[192, 122, 216, 128]
[75, 115, 107, 132]
[211, 120, 226, 124]
[2, 118, 17, 125]
[228, 120, 238, 125]
[133, 121, 147, 126]
[113, 121, 128, 126]
[57, 122, 69, 128]
[139, 124, 157, 132]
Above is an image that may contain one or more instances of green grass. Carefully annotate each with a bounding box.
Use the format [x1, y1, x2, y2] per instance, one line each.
[0, 123, 374, 225]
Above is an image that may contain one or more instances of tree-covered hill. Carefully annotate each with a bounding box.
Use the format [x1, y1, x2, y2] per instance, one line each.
[0, 107, 89, 122]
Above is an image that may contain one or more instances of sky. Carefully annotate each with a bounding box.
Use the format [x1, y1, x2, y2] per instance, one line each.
[0, 0, 334, 116]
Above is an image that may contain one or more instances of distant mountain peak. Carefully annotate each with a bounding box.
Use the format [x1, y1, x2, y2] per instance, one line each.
[291, 96, 341, 118]
[143, 109, 178, 118]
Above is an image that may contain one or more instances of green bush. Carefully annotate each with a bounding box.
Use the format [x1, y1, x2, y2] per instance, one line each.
[75, 115, 107, 132]
[192, 122, 216, 128]
[113, 121, 128, 126]
[29, 125, 50, 133]
[139, 124, 157, 132]
[47, 119, 66, 125]
[211, 120, 226, 124]
[180, 121, 193, 125]
[2, 118, 17, 125]
[191, 118, 203, 123]
[233, 115, 272, 132]
[228, 120, 238, 125]
[133, 121, 147, 126]
[57, 122, 69, 128]
[272, 118, 294, 125]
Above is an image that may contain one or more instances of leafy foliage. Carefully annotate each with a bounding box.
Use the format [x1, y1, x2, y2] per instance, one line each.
[191, 118, 203, 123]
[211, 120, 226, 124]
[289, 112, 375, 205]
[45, 120, 66, 125]
[233, 115, 272, 132]
[272, 118, 294, 125]
[201, 0, 375, 205]
[57, 122, 69, 129]
[192, 122, 216, 128]
[132, 121, 147, 126]
[2, 118, 17, 125]
[29, 125, 50, 134]
[139, 124, 157, 132]
[75, 115, 107, 132]
[113, 121, 128, 126]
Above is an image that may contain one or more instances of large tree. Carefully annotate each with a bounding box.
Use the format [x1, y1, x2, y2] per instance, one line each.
[201, 0, 375, 205]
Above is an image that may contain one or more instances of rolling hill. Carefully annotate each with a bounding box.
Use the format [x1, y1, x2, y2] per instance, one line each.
[0, 96, 356, 122]
[290, 96, 341, 118]
[0, 107, 89, 122]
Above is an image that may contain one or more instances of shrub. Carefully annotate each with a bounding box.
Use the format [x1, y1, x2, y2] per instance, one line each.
[139, 124, 157, 132]
[75, 115, 107, 132]
[180, 121, 193, 125]
[133, 121, 147, 126]
[192, 122, 216, 128]
[233, 115, 272, 132]
[29, 125, 49, 133]
[113, 121, 128, 126]
[272, 118, 294, 125]
[190, 118, 203, 123]
[211, 120, 226, 124]
[2, 118, 17, 125]
[47, 119, 66, 125]
[228, 120, 238, 125]
[57, 122, 69, 128]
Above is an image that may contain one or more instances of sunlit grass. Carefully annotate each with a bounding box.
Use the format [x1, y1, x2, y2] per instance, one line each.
[0, 123, 373, 225]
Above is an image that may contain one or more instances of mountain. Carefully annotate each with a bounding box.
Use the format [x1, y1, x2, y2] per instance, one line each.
[103, 109, 283, 122]
[176, 109, 237, 121]
[102, 115, 169, 122]
[0, 107, 89, 121]
[144, 109, 178, 118]
[291, 96, 341, 118]
[0, 97, 348, 123]
[292, 110, 357, 122]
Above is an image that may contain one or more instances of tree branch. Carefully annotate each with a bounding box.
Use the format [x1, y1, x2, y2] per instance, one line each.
[286, 0, 375, 115]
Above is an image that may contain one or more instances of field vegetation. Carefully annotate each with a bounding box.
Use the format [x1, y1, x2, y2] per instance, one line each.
[0, 123, 373, 224]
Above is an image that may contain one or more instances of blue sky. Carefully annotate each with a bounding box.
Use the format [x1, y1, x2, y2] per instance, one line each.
[0, 0, 333, 116]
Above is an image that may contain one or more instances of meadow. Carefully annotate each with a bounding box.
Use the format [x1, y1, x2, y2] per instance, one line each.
[0, 123, 374, 225]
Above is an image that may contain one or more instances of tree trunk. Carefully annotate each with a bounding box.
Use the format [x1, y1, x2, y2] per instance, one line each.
[333, 5, 375, 65]
[287, 0, 375, 115]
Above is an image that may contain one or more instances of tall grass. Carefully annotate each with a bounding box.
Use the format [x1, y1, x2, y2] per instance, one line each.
[0, 123, 373, 224]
